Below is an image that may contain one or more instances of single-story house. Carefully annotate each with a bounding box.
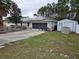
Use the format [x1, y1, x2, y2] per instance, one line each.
[22, 16, 57, 31]
[57, 19, 78, 32]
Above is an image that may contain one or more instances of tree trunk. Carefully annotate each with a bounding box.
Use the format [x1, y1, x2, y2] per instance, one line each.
[0, 16, 3, 27]
[0, 9, 6, 27]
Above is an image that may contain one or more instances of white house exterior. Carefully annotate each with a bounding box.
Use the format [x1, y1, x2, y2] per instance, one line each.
[76, 25, 79, 34]
[27, 20, 57, 30]
[57, 19, 78, 32]
[22, 16, 57, 31]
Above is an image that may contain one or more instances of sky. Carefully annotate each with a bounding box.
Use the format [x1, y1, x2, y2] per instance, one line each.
[12, 0, 58, 17]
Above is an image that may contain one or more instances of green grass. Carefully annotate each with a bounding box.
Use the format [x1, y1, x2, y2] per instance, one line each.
[0, 32, 79, 59]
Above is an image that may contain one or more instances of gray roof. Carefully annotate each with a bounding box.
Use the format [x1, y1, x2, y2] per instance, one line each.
[23, 19, 57, 23]
[22, 16, 57, 23]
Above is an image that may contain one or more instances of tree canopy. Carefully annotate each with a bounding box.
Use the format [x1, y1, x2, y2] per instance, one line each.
[0, 0, 21, 18]
[7, 1, 22, 25]
[0, 0, 12, 16]
[0, 0, 22, 26]
[37, 0, 79, 22]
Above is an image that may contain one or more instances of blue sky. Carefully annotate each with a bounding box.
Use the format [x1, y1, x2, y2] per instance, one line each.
[12, 0, 58, 17]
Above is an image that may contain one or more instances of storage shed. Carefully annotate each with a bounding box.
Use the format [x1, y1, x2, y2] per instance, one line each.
[76, 25, 79, 34]
[57, 19, 78, 32]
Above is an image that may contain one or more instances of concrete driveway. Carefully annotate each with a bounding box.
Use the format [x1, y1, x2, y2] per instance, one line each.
[0, 29, 45, 46]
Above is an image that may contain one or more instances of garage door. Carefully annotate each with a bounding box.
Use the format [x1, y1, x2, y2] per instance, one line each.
[32, 23, 47, 29]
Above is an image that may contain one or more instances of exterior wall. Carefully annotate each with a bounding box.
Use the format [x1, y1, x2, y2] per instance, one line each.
[76, 25, 79, 34]
[57, 22, 61, 31]
[47, 22, 55, 31]
[47, 22, 52, 29]
[29, 22, 32, 29]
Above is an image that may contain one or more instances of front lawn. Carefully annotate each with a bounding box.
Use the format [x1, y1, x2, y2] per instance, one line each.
[0, 32, 79, 59]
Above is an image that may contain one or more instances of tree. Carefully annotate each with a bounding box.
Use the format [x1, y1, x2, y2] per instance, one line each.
[55, 0, 69, 20]
[8, 16, 22, 26]
[38, 3, 53, 17]
[0, 0, 12, 16]
[8, 1, 22, 26]
[37, 1, 69, 20]
[56, 3, 69, 20]
[70, 0, 79, 22]
[38, 6, 48, 16]
[0, 0, 11, 26]
[37, 0, 79, 22]
[58, 0, 69, 5]
[0, 0, 22, 26]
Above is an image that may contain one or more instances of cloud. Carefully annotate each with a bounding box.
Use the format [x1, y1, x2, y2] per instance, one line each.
[12, 0, 58, 17]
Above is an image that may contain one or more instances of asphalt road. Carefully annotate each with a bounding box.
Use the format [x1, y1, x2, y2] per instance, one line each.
[0, 29, 45, 46]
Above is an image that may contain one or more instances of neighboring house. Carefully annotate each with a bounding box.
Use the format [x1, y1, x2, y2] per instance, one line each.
[57, 19, 78, 32]
[22, 16, 57, 31]
[3, 18, 15, 27]
[3, 17, 29, 27]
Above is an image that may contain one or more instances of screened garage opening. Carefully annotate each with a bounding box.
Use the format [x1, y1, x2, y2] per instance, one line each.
[32, 23, 47, 30]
